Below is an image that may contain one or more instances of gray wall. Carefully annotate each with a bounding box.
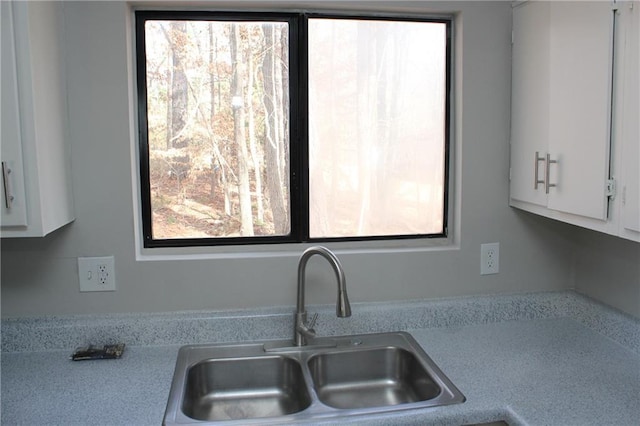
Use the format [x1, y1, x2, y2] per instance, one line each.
[573, 227, 640, 318]
[1, 1, 583, 318]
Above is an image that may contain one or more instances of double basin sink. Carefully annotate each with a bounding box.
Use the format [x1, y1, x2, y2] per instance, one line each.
[164, 332, 465, 424]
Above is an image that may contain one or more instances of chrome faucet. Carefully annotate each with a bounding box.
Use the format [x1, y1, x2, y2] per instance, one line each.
[294, 246, 351, 346]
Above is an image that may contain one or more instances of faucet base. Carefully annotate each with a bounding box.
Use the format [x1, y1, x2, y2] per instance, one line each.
[294, 311, 316, 346]
[263, 339, 337, 352]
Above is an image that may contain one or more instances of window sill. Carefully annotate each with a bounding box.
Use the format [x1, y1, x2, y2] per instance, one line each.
[135, 237, 459, 261]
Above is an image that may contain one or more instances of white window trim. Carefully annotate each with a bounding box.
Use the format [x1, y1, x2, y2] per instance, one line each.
[126, 3, 461, 261]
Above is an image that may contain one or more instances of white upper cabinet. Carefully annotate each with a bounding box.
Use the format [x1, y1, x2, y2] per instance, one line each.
[0, 1, 74, 237]
[510, 0, 639, 242]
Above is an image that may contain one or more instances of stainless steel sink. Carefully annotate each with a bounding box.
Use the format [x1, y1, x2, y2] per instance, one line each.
[308, 346, 442, 409]
[182, 356, 311, 421]
[164, 332, 465, 425]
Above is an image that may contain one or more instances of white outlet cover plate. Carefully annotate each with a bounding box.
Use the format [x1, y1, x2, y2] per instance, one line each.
[78, 256, 116, 292]
[480, 243, 500, 275]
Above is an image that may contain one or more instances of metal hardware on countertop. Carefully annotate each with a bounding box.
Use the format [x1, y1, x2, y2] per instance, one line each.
[70, 343, 125, 361]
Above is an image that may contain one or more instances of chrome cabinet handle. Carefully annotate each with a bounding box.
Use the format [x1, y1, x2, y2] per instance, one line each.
[545, 153, 557, 194]
[2, 161, 15, 209]
[534, 151, 546, 189]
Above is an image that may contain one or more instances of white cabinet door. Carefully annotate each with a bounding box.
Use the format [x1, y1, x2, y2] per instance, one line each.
[547, 1, 613, 221]
[1, 1, 28, 227]
[510, 1, 551, 208]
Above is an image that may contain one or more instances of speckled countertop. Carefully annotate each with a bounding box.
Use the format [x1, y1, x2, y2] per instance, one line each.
[2, 291, 639, 426]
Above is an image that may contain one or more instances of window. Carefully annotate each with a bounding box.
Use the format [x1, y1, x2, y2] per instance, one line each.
[135, 11, 451, 248]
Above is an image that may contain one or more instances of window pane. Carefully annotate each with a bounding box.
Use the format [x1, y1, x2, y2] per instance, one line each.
[143, 20, 290, 240]
[308, 18, 447, 238]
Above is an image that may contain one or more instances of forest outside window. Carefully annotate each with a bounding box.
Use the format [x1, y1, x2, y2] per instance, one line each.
[135, 11, 451, 248]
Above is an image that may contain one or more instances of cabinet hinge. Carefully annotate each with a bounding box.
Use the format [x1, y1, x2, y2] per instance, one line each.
[606, 179, 616, 198]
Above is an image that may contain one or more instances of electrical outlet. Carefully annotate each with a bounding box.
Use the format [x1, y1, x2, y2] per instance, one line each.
[78, 256, 116, 292]
[480, 243, 499, 275]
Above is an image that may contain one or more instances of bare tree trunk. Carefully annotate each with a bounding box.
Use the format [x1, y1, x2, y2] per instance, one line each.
[169, 21, 189, 149]
[165, 45, 173, 150]
[209, 25, 218, 198]
[209, 30, 231, 216]
[385, 30, 407, 226]
[230, 24, 254, 236]
[279, 26, 290, 194]
[356, 24, 376, 235]
[373, 29, 391, 229]
[247, 42, 264, 223]
[275, 28, 288, 194]
[262, 24, 288, 234]
[328, 25, 338, 235]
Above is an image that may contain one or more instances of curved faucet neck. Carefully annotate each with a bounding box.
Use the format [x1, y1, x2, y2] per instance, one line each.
[294, 246, 351, 346]
[296, 246, 349, 316]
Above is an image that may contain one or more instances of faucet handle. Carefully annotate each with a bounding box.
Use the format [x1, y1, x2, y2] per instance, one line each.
[307, 312, 318, 330]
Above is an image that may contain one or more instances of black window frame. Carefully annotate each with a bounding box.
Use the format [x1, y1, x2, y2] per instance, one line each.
[135, 10, 452, 248]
